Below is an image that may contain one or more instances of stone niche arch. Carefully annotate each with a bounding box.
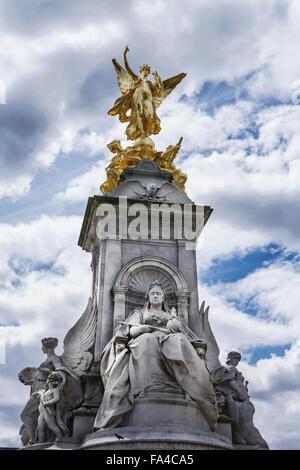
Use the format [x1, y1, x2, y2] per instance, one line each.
[112, 256, 190, 329]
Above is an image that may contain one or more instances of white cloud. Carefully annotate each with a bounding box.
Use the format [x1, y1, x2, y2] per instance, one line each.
[0, 409, 20, 447]
[199, 283, 293, 355]
[54, 160, 106, 203]
[199, 258, 300, 351]
[0, 175, 32, 200]
[175, 102, 300, 263]
[238, 340, 300, 449]
[196, 219, 273, 270]
[197, 260, 300, 449]
[1, 0, 300, 199]
[0, 215, 91, 347]
[0, 214, 93, 446]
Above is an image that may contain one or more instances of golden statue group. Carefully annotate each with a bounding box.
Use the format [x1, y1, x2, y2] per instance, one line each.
[101, 46, 187, 194]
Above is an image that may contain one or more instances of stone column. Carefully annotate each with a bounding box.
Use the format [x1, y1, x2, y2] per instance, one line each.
[112, 286, 128, 330]
[177, 240, 200, 334]
[95, 238, 122, 361]
[91, 244, 99, 301]
[175, 290, 190, 324]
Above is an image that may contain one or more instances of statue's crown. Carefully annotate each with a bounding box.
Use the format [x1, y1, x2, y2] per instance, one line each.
[139, 64, 151, 74]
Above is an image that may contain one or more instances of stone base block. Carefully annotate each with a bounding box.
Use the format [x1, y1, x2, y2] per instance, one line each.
[72, 407, 97, 442]
[19, 437, 79, 451]
[80, 391, 233, 450]
[216, 422, 232, 442]
[233, 444, 268, 450]
[80, 425, 233, 450]
[122, 390, 212, 432]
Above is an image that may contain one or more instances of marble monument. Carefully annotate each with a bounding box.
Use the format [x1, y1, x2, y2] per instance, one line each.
[18, 47, 268, 450]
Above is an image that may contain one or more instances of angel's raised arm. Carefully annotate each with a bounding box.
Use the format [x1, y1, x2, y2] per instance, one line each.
[123, 46, 138, 80]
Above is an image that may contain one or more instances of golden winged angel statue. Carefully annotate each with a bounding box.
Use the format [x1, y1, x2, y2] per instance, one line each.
[108, 46, 186, 143]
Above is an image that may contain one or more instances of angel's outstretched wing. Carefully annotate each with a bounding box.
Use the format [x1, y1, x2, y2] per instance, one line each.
[153, 72, 186, 109]
[109, 180, 147, 198]
[60, 297, 97, 377]
[156, 183, 192, 203]
[111, 58, 135, 96]
[199, 301, 222, 372]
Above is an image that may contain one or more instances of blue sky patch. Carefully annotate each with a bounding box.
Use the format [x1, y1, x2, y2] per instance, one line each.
[8, 257, 65, 277]
[193, 80, 237, 113]
[243, 344, 290, 365]
[199, 243, 284, 285]
[0, 150, 99, 224]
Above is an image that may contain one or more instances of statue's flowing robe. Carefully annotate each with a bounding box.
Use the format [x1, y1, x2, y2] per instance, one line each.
[94, 309, 217, 431]
[108, 79, 161, 140]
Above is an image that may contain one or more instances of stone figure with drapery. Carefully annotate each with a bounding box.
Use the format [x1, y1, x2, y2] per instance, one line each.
[18, 299, 97, 445]
[211, 351, 269, 448]
[94, 281, 218, 432]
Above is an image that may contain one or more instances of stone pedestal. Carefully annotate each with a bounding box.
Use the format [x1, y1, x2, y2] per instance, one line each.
[80, 389, 233, 450]
[20, 437, 79, 451]
[76, 161, 218, 449]
[80, 426, 233, 450]
[72, 372, 102, 442]
[78, 161, 213, 358]
[72, 408, 97, 443]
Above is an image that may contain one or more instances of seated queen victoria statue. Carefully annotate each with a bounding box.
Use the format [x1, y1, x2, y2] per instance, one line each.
[94, 281, 218, 432]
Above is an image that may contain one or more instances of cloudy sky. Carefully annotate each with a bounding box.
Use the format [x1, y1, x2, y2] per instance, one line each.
[0, 0, 300, 449]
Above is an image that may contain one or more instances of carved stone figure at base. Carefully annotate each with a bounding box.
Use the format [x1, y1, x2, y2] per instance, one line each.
[39, 337, 62, 371]
[212, 351, 269, 448]
[18, 337, 61, 445]
[18, 298, 97, 446]
[94, 281, 217, 432]
[33, 372, 69, 443]
[18, 367, 45, 446]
